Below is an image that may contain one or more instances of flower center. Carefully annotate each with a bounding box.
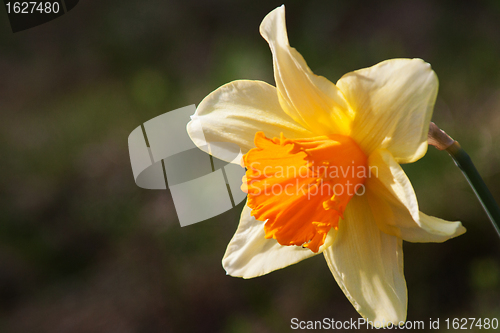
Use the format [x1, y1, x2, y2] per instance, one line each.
[242, 132, 368, 252]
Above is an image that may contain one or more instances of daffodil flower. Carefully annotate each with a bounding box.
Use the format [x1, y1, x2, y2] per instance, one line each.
[187, 5, 465, 326]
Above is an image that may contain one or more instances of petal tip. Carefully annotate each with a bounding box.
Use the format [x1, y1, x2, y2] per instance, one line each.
[259, 5, 287, 43]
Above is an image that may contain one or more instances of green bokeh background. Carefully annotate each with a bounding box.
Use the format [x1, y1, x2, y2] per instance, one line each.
[1, 0, 500, 332]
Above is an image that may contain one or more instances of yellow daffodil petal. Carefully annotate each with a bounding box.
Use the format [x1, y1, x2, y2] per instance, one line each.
[336, 59, 438, 163]
[366, 149, 466, 242]
[223, 203, 336, 278]
[187, 80, 313, 163]
[260, 6, 353, 136]
[323, 194, 407, 327]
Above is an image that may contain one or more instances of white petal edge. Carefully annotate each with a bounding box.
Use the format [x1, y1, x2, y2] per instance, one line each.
[366, 149, 466, 242]
[336, 58, 438, 163]
[260, 6, 353, 136]
[323, 194, 407, 327]
[187, 80, 313, 163]
[223, 202, 336, 278]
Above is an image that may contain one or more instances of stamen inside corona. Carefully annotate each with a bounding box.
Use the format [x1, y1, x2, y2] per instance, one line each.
[242, 132, 367, 252]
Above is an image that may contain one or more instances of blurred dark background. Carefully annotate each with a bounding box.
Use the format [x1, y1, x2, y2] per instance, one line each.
[1, 0, 500, 332]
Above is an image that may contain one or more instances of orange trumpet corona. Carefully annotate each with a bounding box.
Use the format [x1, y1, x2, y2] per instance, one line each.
[242, 132, 368, 252]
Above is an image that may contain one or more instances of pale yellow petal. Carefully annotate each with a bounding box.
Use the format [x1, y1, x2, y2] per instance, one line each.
[187, 80, 313, 163]
[337, 59, 438, 163]
[366, 149, 466, 242]
[323, 194, 407, 326]
[223, 203, 336, 278]
[260, 6, 353, 136]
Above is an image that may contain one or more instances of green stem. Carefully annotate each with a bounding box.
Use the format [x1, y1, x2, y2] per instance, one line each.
[446, 142, 500, 238]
